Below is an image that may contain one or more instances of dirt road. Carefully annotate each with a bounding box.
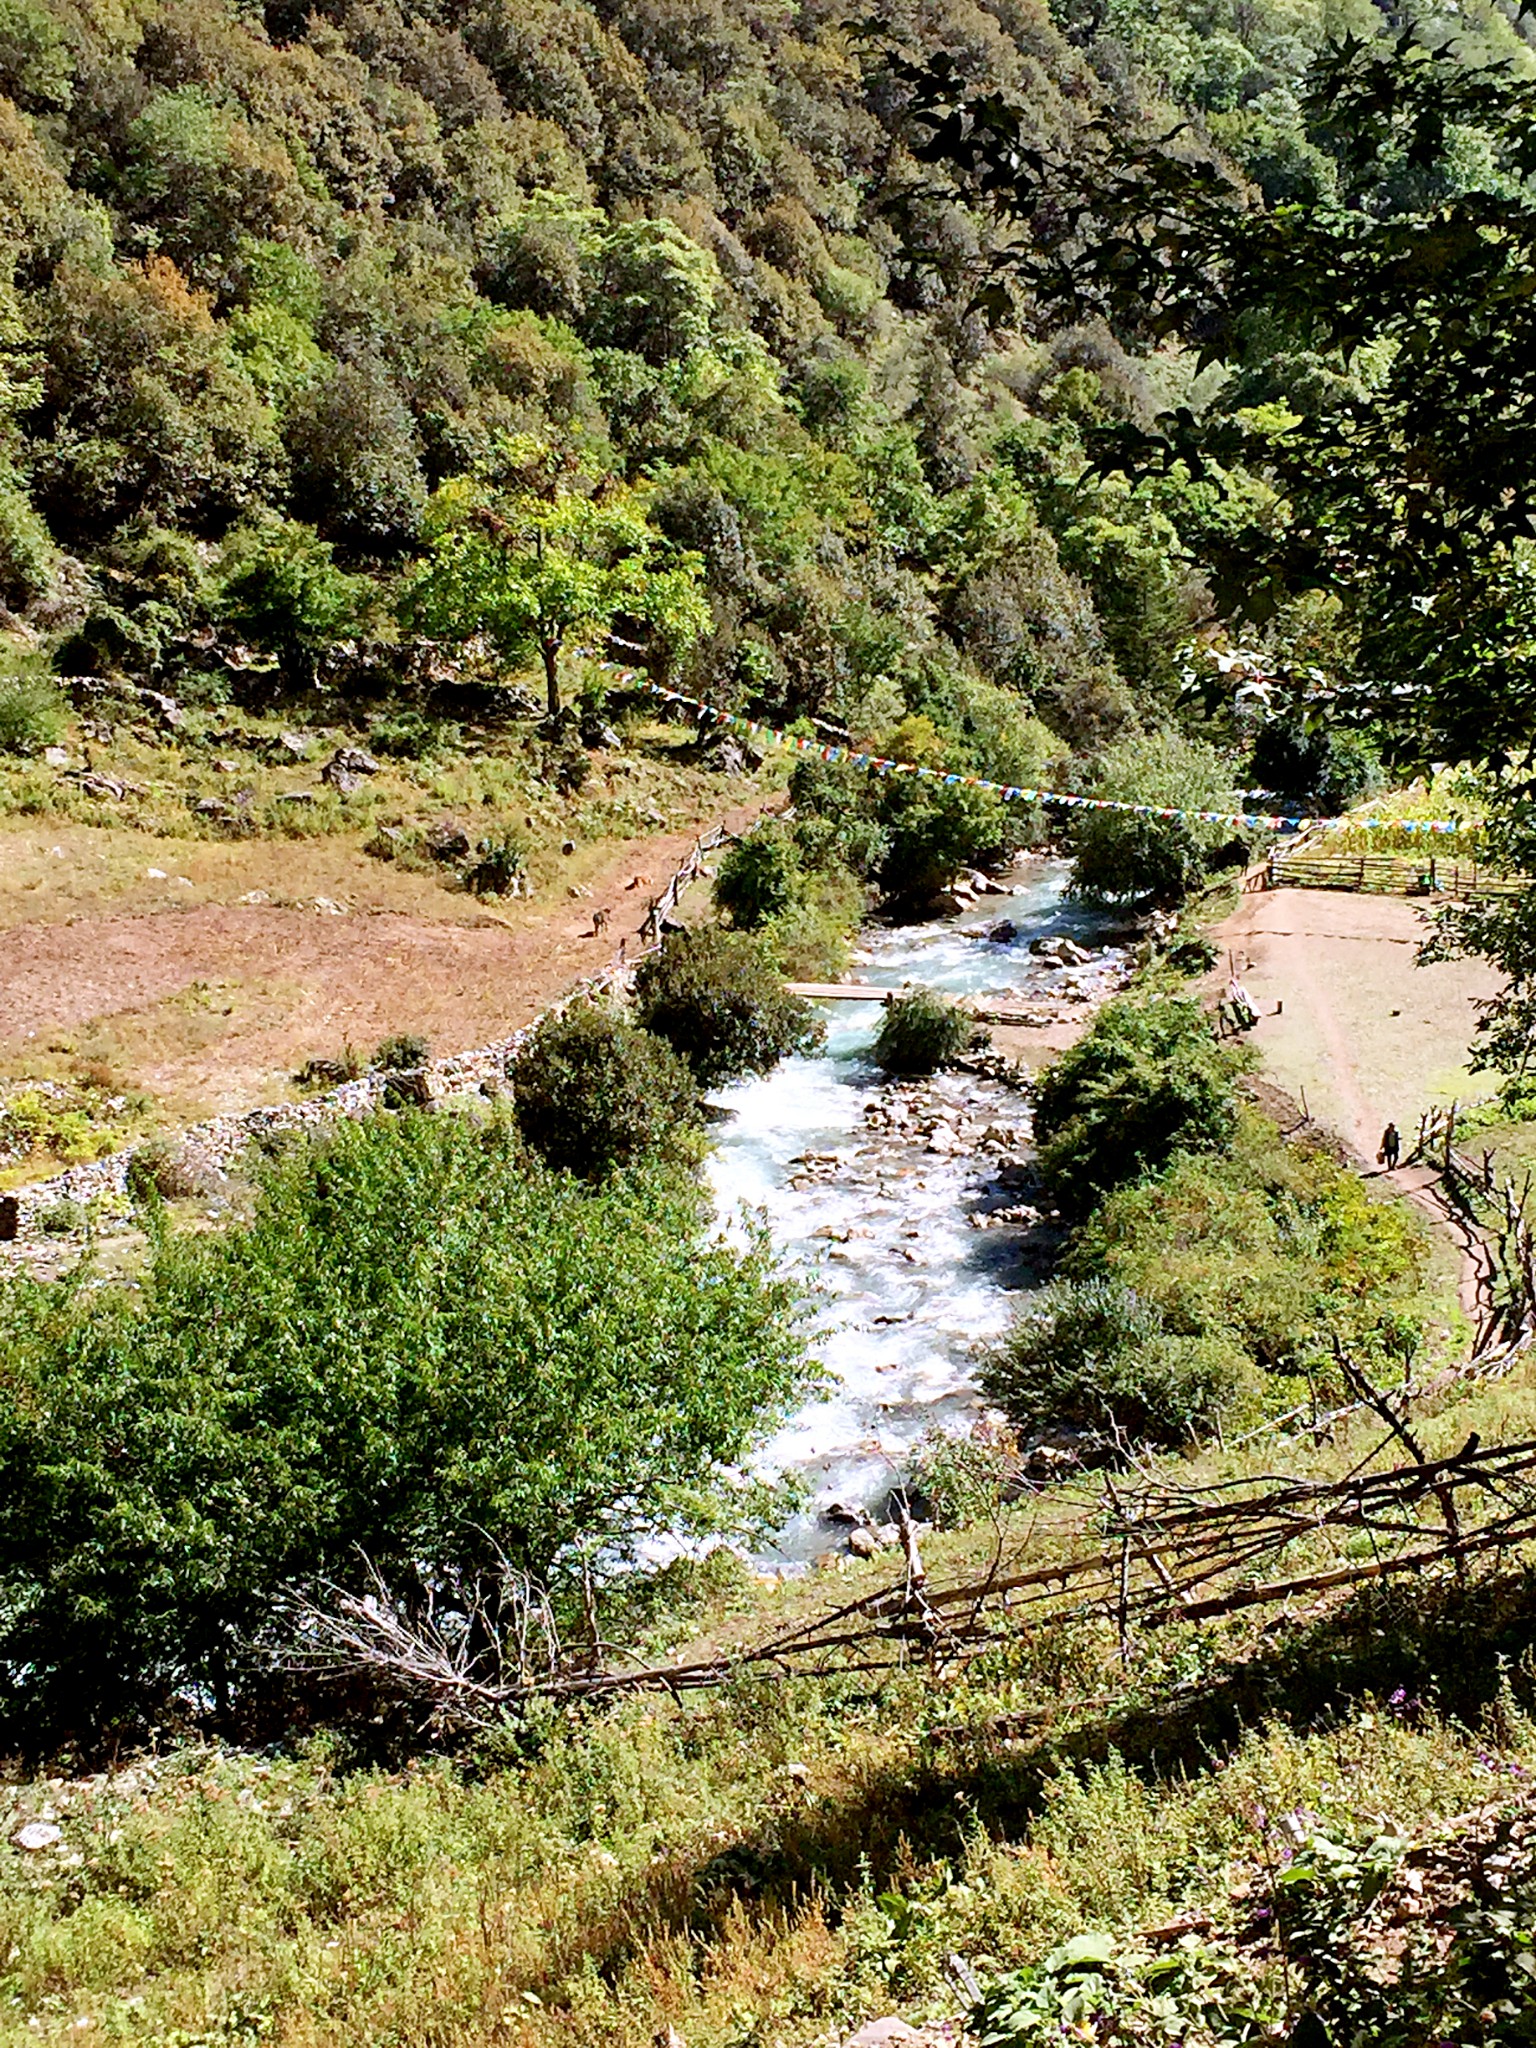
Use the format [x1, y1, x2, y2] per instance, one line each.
[0, 802, 769, 1120]
[1211, 886, 1503, 1161]
[1211, 886, 1506, 1325]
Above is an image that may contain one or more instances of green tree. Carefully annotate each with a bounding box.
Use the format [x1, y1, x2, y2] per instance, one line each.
[510, 1000, 700, 1177]
[589, 218, 720, 365]
[408, 472, 708, 717]
[216, 517, 369, 683]
[0, 1111, 808, 1735]
[634, 926, 823, 1089]
[713, 821, 803, 930]
[876, 775, 1021, 913]
[1033, 995, 1250, 1215]
[1068, 729, 1242, 907]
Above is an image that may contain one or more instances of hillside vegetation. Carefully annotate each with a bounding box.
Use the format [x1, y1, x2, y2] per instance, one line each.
[9, 4, 1536, 2047]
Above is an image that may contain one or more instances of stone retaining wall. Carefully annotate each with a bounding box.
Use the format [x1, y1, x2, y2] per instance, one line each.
[3, 822, 737, 1245]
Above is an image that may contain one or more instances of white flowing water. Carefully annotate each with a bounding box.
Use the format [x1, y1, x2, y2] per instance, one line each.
[704, 857, 1126, 1561]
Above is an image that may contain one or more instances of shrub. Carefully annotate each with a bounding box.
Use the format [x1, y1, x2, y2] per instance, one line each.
[34, 1198, 86, 1237]
[466, 831, 527, 896]
[980, 1276, 1249, 1451]
[0, 668, 64, 756]
[1033, 995, 1248, 1216]
[633, 927, 823, 1089]
[367, 711, 461, 760]
[1068, 1119, 1429, 1385]
[714, 823, 803, 930]
[875, 778, 1022, 912]
[0, 1112, 809, 1735]
[125, 1137, 220, 1204]
[374, 1033, 430, 1071]
[1068, 729, 1242, 907]
[873, 987, 975, 1076]
[511, 1000, 700, 1177]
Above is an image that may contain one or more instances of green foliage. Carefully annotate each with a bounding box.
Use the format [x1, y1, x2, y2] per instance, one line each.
[465, 830, 527, 896]
[980, 1275, 1250, 1450]
[511, 1000, 700, 1176]
[408, 475, 708, 717]
[0, 1111, 807, 1734]
[877, 777, 1023, 912]
[977, 1928, 1265, 2046]
[633, 926, 823, 1089]
[873, 987, 975, 1077]
[1033, 996, 1248, 1216]
[217, 518, 369, 670]
[1069, 730, 1243, 907]
[1249, 717, 1380, 812]
[1265, 1816, 1536, 2047]
[0, 662, 63, 754]
[714, 821, 802, 930]
[374, 1033, 430, 1071]
[366, 711, 461, 761]
[1068, 1113, 1429, 1386]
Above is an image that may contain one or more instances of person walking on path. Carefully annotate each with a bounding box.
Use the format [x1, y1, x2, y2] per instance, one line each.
[1380, 1121, 1401, 1170]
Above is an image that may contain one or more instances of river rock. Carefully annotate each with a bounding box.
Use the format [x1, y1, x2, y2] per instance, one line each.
[844, 2022, 927, 2047]
[984, 918, 1018, 944]
[13, 1821, 61, 1851]
[847, 1527, 881, 1558]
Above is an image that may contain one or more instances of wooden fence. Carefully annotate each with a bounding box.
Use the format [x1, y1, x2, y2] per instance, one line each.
[1264, 847, 1527, 899]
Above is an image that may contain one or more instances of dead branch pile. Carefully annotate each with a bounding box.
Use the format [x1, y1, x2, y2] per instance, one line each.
[282, 1430, 1536, 1729]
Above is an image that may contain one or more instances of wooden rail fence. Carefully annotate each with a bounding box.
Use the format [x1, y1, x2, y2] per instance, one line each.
[1264, 847, 1527, 899]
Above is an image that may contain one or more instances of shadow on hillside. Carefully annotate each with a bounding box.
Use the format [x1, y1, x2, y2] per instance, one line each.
[565, 1567, 1536, 1978]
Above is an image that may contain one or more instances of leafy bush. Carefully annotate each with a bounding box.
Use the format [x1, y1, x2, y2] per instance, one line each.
[367, 711, 461, 761]
[714, 822, 802, 929]
[1067, 1116, 1429, 1386]
[1250, 717, 1381, 812]
[466, 832, 528, 896]
[1068, 729, 1242, 906]
[374, 1033, 430, 1071]
[1033, 995, 1248, 1216]
[125, 1137, 219, 1204]
[34, 1199, 86, 1237]
[0, 668, 64, 755]
[873, 987, 975, 1076]
[511, 1001, 700, 1177]
[0, 1112, 809, 1736]
[980, 1276, 1250, 1450]
[634, 927, 823, 1089]
[876, 778, 1022, 912]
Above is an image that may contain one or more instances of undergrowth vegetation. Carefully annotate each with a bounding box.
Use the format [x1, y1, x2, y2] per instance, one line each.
[0, 1110, 809, 1745]
[982, 997, 1437, 1457]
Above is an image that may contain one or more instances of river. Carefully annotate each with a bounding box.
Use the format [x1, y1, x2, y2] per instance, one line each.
[704, 855, 1129, 1561]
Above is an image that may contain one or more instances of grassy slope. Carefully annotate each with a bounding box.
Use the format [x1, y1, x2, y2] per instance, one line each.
[5, 1259, 1529, 2048]
[0, 694, 773, 1170]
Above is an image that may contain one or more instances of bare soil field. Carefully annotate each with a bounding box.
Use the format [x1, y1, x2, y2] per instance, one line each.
[0, 800, 768, 1122]
[1209, 885, 1504, 1159]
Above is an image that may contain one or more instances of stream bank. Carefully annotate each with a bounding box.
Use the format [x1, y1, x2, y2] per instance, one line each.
[705, 855, 1136, 1563]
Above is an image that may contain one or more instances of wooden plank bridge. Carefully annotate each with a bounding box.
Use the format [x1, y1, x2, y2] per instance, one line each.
[785, 982, 1056, 1027]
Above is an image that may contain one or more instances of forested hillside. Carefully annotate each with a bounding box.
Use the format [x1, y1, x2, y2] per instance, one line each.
[10, 0, 1520, 772]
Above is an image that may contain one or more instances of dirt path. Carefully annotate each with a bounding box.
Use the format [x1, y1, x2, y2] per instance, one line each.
[0, 800, 771, 1121]
[1211, 887, 1502, 1157]
[1211, 886, 1505, 1327]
